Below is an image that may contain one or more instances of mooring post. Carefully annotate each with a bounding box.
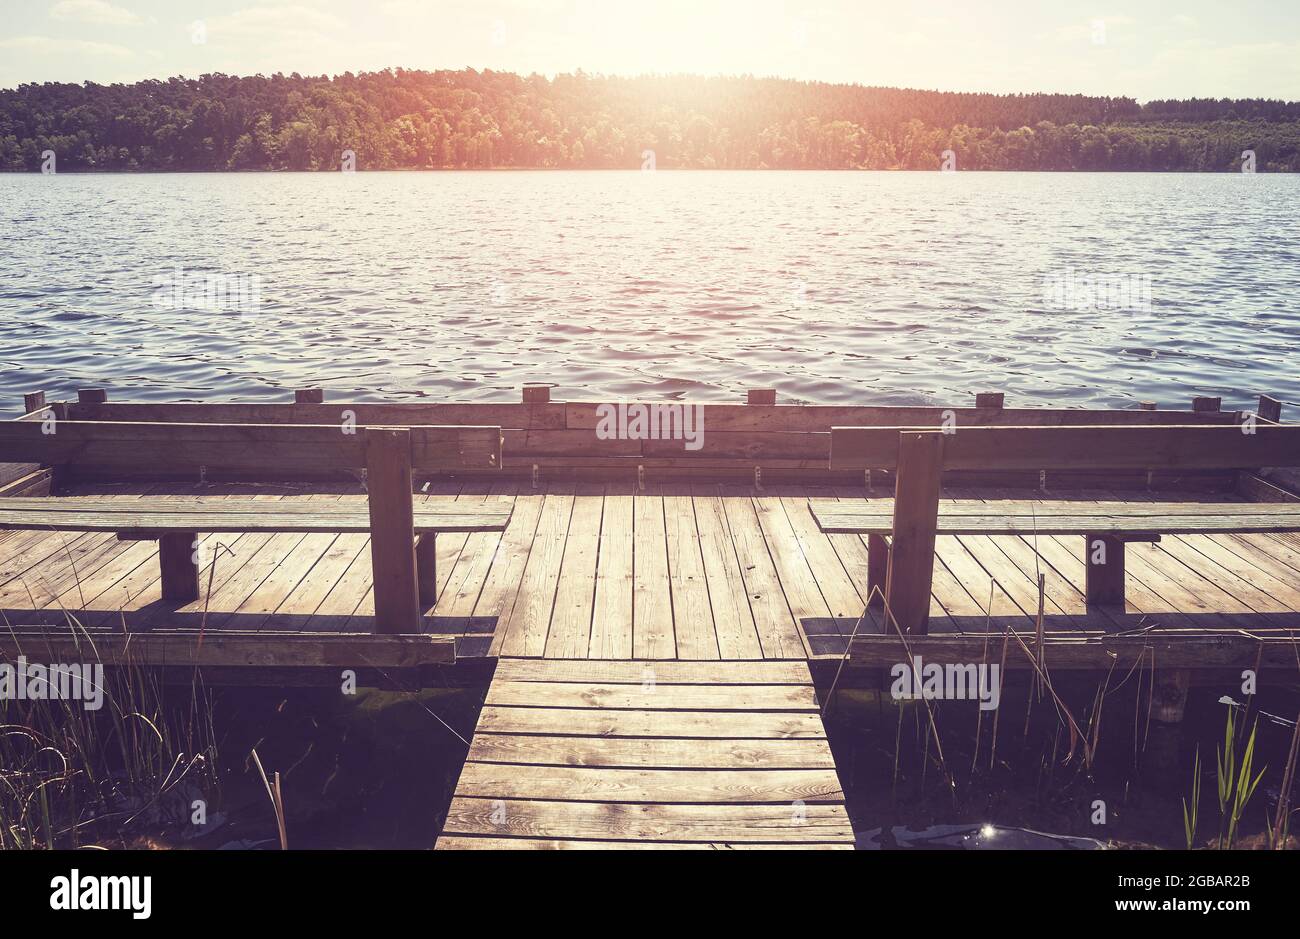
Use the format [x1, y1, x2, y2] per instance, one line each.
[22, 391, 46, 414]
[747, 388, 776, 406]
[1192, 396, 1221, 413]
[885, 431, 944, 634]
[1139, 401, 1157, 411]
[1084, 534, 1125, 606]
[366, 427, 421, 634]
[975, 391, 1004, 410]
[77, 388, 107, 405]
[522, 384, 550, 404]
[294, 388, 324, 404]
[1258, 395, 1282, 424]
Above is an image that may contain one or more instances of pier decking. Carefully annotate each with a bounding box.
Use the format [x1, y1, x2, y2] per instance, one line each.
[3, 480, 1298, 657]
[436, 658, 854, 849]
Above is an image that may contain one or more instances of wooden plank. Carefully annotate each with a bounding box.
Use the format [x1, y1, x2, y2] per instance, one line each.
[886, 432, 945, 633]
[589, 484, 634, 658]
[543, 484, 603, 658]
[662, 487, 718, 659]
[442, 797, 850, 843]
[478, 492, 546, 656]
[452, 764, 843, 803]
[484, 680, 817, 711]
[70, 400, 567, 430]
[690, 487, 763, 659]
[633, 486, 674, 658]
[466, 734, 836, 769]
[492, 658, 810, 684]
[499, 486, 575, 656]
[718, 488, 804, 658]
[475, 706, 826, 738]
[366, 428, 420, 634]
[436, 836, 853, 849]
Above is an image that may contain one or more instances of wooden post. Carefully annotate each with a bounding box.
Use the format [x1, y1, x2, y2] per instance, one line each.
[77, 388, 107, 404]
[416, 532, 438, 608]
[1084, 534, 1125, 606]
[866, 533, 888, 609]
[1192, 396, 1221, 413]
[975, 392, 1004, 410]
[884, 431, 945, 634]
[522, 385, 550, 404]
[366, 428, 421, 634]
[294, 388, 324, 404]
[747, 389, 777, 406]
[22, 391, 46, 414]
[1138, 401, 1157, 411]
[159, 532, 199, 603]
[1258, 395, 1282, 424]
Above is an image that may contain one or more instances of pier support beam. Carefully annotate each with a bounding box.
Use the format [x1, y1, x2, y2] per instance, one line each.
[366, 427, 421, 634]
[1084, 534, 1125, 607]
[416, 532, 438, 608]
[159, 531, 200, 603]
[866, 534, 888, 609]
[884, 431, 944, 634]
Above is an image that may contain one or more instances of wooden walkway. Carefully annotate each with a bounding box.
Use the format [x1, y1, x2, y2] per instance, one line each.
[3, 482, 1299, 656]
[435, 658, 854, 849]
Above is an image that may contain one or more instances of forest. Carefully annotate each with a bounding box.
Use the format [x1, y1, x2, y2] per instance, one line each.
[2, 69, 1297, 172]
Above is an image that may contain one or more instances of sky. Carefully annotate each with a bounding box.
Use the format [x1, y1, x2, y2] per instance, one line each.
[1, 0, 1298, 101]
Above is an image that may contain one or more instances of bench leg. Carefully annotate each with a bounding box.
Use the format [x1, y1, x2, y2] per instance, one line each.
[416, 532, 437, 608]
[159, 531, 199, 603]
[1084, 535, 1125, 607]
[867, 534, 888, 609]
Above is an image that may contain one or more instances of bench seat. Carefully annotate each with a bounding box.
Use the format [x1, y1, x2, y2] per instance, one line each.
[0, 496, 513, 608]
[0, 496, 513, 534]
[808, 498, 1300, 610]
[809, 499, 1300, 536]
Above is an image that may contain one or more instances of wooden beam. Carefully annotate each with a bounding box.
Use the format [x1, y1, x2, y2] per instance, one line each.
[0, 420, 502, 474]
[294, 388, 324, 404]
[829, 424, 1300, 472]
[0, 629, 454, 667]
[77, 388, 107, 404]
[1083, 534, 1125, 607]
[366, 427, 421, 634]
[975, 392, 1004, 409]
[22, 391, 46, 414]
[747, 389, 777, 406]
[522, 385, 551, 404]
[848, 634, 1299, 669]
[1192, 396, 1222, 413]
[1139, 401, 1157, 411]
[884, 431, 944, 634]
[158, 531, 199, 602]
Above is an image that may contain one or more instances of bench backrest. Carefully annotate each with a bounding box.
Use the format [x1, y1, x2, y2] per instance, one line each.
[0, 420, 503, 475]
[829, 424, 1300, 472]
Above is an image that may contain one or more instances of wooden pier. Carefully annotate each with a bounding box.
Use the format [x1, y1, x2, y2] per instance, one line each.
[2, 387, 1298, 848]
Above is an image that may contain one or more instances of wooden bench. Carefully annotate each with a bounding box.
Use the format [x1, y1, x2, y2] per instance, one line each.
[0, 419, 508, 633]
[822, 423, 1300, 632]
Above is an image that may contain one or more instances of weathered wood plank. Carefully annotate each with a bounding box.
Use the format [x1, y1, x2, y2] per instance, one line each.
[483, 680, 818, 711]
[466, 734, 835, 769]
[475, 706, 826, 738]
[453, 764, 844, 803]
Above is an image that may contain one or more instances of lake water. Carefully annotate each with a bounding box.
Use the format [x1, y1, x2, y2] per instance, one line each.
[2, 171, 1298, 419]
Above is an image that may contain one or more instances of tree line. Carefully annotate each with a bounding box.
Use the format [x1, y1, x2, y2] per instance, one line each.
[1, 69, 1296, 172]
